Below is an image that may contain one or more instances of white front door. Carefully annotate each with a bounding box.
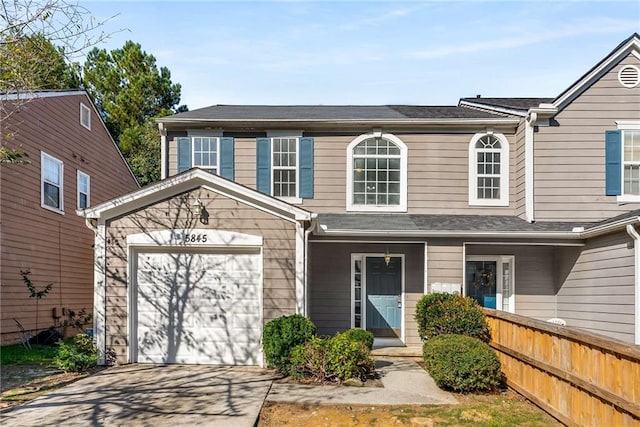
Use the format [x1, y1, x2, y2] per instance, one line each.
[134, 251, 262, 365]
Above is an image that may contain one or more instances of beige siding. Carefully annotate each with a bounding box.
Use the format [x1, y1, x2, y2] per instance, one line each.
[167, 131, 518, 215]
[556, 231, 635, 343]
[0, 95, 138, 344]
[534, 53, 640, 221]
[308, 241, 424, 346]
[427, 239, 463, 285]
[104, 189, 297, 361]
[466, 244, 558, 320]
[514, 120, 527, 218]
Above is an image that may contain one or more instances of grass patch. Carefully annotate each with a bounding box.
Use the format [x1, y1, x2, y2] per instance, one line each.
[1, 341, 70, 366]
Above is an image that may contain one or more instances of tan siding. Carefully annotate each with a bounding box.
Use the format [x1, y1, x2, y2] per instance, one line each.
[0, 95, 138, 343]
[557, 231, 635, 343]
[534, 53, 640, 221]
[427, 240, 463, 285]
[514, 120, 527, 218]
[467, 244, 558, 320]
[104, 189, 297, 362]
[168, 131, 518, 215]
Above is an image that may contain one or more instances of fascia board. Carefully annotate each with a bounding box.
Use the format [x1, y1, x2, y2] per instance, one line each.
[316, 229, 583, 239]
[156, 117, 521, 127]
[458, 100, 528, 117]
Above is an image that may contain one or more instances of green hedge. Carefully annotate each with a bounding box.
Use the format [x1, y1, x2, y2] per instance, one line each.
[423, 334, 502, 392]
[415, 292, 491, 342]
[262, 314, 316, 374]
[54, 333, 97, 372]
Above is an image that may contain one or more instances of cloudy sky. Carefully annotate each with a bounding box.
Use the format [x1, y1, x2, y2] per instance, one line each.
[80, 1, 640, 110]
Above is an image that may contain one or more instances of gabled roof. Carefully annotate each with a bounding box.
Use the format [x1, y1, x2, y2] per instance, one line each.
[78, 168, 313, 223]
[157, 105, 516, 123]
[458, 97, 554, 116]
[553, 33, 640, 111]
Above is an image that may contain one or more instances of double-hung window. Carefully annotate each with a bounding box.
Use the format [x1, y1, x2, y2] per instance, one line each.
[256, 136, 314, 202]
[176, 136, 235, 179]
[468, 133, 509, 206]
[41, 152, 64, 212]
[77, 171, 90, 209]
[346, 133, 408, 212]
[605, 122, 640, 202]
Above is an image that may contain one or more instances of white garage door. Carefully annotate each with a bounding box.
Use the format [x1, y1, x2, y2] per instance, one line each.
[135, 251, 262, 365]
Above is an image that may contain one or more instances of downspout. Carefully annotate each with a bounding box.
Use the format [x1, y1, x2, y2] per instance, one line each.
[83, 216, 107, 365]
[159, 123, 167, 179]
[625, 223, 640, 345]
[304, 214, 318, 317]
[525, 111, 537, 223]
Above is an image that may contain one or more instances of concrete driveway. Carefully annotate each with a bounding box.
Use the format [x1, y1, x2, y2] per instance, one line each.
[0, 364, 276, 427]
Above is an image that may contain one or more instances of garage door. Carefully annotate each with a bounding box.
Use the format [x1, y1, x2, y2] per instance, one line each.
[135, 250, 262, 365]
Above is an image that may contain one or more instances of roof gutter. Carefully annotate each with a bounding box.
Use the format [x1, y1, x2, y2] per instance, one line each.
[581, 216, 640, 239]
[316, 228, 583, 239]
[156, 117, 521, 127]
[458, 100, 527, 117]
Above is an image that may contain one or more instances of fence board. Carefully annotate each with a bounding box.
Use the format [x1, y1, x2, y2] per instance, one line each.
[484, 309, 640, 427]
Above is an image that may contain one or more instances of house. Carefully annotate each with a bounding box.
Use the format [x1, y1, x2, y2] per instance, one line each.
[80, 34, 640, 366]
[0, 91, 139, 344]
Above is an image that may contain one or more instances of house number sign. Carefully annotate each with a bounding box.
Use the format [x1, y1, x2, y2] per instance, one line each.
[174, 231, 209, 244]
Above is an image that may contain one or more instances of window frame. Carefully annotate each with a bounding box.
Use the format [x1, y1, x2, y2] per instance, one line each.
[77, 170, 90, 209]
[41, 151, 64, 214]
[80, 102, 91, 130]
[616, 121, 640, 203]
[270, 136, 302, 204]
[468, 132, 510, 207]
[346, 132, 408, 212]
[191, 136, 220, 174]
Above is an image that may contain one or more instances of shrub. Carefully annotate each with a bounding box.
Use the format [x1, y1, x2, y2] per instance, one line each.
[263, 314, 316, 373]
[54, 333, 98, 372]
[423, 334, 502, 392]
[415, 293, 491, 342]
[340, 328, 374, 351]
[289, 331, 374, 382]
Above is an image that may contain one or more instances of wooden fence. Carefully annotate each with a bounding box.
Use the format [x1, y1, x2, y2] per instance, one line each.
[484, 309, 640, 427]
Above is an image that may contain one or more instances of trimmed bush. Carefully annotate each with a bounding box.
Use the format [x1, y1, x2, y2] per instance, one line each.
[423, 334, 502, 392]
[415, 292, 491, 343]
[263, 314, 316, 374]
[340, 328, 374, 351]
[289, 331, 375, 382]
[54, 333, 98, 372]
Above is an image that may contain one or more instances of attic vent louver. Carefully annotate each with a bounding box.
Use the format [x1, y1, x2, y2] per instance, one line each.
[618, 65, 640, 88]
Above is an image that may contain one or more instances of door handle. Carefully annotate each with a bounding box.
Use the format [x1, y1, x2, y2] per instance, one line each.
[397, 296, 401, 308]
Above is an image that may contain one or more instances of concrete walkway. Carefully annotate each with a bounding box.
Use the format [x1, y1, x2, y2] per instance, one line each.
[0, 364, 276, 427]
[267, 357, 458, 405]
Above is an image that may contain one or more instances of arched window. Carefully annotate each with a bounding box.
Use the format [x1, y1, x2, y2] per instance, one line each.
[347, 133, 407, 212]
[468, 133, 509, 206]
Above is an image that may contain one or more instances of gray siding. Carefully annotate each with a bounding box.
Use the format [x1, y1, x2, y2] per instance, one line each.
[427, 239, 463, 285]
[556, 231, 635, 342]
[534, 53, 640, 221]
[514, 120, 527, 218]
[308, 242, 424, 346]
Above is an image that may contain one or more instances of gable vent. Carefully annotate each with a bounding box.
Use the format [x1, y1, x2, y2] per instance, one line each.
[618, 65, 640, 88]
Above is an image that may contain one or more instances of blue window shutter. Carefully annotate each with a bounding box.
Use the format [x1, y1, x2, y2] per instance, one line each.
[299, 137, 314, 199]
[256, 137, 271, 194]
[177, 137, 192, 173]
[219, 137, 235, 180]
[605, 130, 622, 196]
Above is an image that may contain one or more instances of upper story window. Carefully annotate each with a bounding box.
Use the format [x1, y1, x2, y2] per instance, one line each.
[192, 137, 219, 174]
[346, 133, 407, 212]
[176, 136, 234, 180]
[80, 103, 91, 130]
[468, 133, 509, 207]
[256, 136, 314, 203]
[77, 171, 90, 209]
[606, 122, 640, 202]
[41, 151, 64, 213]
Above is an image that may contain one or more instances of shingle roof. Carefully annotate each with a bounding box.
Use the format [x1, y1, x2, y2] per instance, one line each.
[316, 213, 592, 235]
[459, 98, 554, 111]
[160, 104, 507, 122]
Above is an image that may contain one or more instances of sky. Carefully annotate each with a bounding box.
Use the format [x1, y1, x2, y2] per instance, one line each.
[78, 1, 640, 111]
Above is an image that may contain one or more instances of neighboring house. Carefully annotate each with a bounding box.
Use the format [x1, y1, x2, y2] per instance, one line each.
[1, 91, 139, 344]
[80, 34, 640, 366]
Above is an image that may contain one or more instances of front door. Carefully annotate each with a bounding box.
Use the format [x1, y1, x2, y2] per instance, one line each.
[465, 256, 515, 312]
[366, 257, 402, 338]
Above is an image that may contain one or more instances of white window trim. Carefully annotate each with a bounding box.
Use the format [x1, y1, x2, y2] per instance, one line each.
[468, 132, 510, 207]
[270, 136, 302, 204]
[41, 151, 64, 214]
[350, 253, 405, 343]
[616, 122, 640, 204]
[77, 170, 90, 209]
[465, 255, 515, 313]
[346, 132, 408, 212]
[191, 136, 220, 174]
[80, 103, 91, 130]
